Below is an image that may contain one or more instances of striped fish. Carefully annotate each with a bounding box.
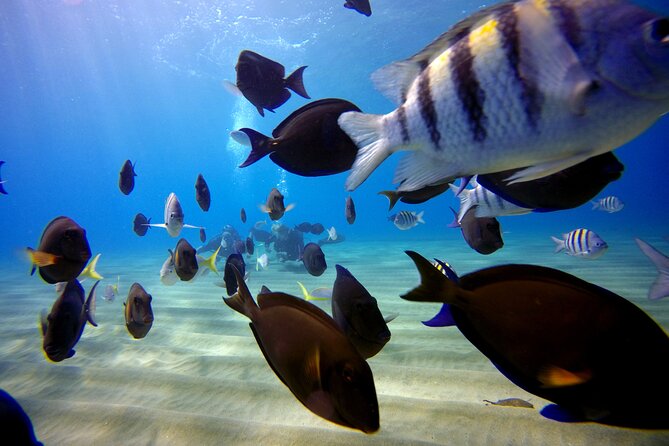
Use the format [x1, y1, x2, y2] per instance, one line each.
[551, 228, 608, 258]
[389, 211, 425, 230]
[339, 0, 669, 192]
[449, 177, 531, 222]
[591, 195, 624, 213]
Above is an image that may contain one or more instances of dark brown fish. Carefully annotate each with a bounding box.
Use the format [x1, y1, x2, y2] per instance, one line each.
[310, 223, 325, 235]
[118, 159, 136, 195]
[195, 174, 211, 212]
[245, 236, 254, 255]
[301, 242, 327, 276]
[40, 280, 98, 362]
[240, 208, 247, 223]
[344, 0, 371, 16]
[200, 228, 206, 243]
[124, 283, 154, 339]
[235, 50, 310, 117]
[223, 253, 246, 296]
[378, 183, 450, 211]
[332, 265, 390, 359]
[223, 266, 379, 433]
[27, 216, 92, 284]
[402, 251, 669, 428]
[133, 213, 151, 237]
[235, 99, 360, 176]
[261, 188, 294, 221]
[173, 238, 199, 281]
[345, 195, 356, 224]
[449, 207, 503, 255]
[0, 389, 42, 445]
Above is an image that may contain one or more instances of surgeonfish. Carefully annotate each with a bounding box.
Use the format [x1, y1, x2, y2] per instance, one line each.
[260, 188, 295, 221]
[223, 253, 246, 296]
[145, 192, 203, 237]
[40, 280, 98, 362]
[195, 174, 211, 212]
[551, 228, 608, 259]
[339, 0, 669, 192]
[449, 207, 504, 255]
[222, 266, 380, 433]
[390, 211, 424, 230]
[0, 389, 43, 445]
[401, 250, 669, 428]
[118, 159, 136, 195]
[133, 213, 151, 236]
[0, 160, 8, 195]
[345, 196, 356, 224]
[591, 196, 625, 213]
[344, 0, 371, 17]
[124, 283, 154, 339]
[240, 208, 247, 223]
[301, 242, 327, 277]
[635, 238, 669, 300]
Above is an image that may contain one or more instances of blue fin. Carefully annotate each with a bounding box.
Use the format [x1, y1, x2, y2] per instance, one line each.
[540, 404, 586, 423]
[422, 304, 456, 327]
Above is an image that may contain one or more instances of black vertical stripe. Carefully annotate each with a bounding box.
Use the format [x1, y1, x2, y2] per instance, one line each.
[548, 0, 582, 52]
[450, 32, 487, 142]
[496, 3, 543, 129]
[397, 105, 410, 144]
[417, 68, 442, 150]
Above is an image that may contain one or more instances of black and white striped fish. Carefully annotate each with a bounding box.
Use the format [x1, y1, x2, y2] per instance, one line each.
[591, 196, 624, 213]
[551, 228, 608, 259]
[389, 211, 425, 230]
[449, 177, 531, 222]
[339, 0, 669, 192]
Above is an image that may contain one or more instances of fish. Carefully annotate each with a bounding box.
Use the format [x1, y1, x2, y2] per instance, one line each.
[173, 238, 199, 281]
[0, 389, 43, 445]
[635, 238, 669, 300]
[551, 228, 608, 259]
[78, 253, 103, 280]
[389, 211, 424, 230]
[195, 174, 211, 212]
[450, 178, 532, 222]
[318, 233, 346, 246]
[200, 228, 206, 243]
[118, 159, 136, 195]
[232, 50, 310, 117]
[250, 227, 275, 244]
[421, 259, 459, 328]
[592, 196, 625, 213]
[40, 280, 98, 362]
[102, 276, 120, 302]
[240, 208, 247, 223]
[245, 237, 254, 255]
[27, 216, 92, 284]
[160, 250, 178, 286]
[222, 265, 379, 433]
[145, 192, 203, 237]
[401, 250, 669, 428]
[338, 0, 669, 192]
[345, 196, 356, 224]
[223, 253, 246, 296]
[254, 220, 267, 229]
[326, 226, 338, 241]
[297, 281, 332, 301]
[378, 183, 450, 210]
[133, 213, 151, 236]
[301, 242, 327, 277]
[233, 99, 360, 176]
[0, 160, 8, 195]
[124, 283, 154, 339]
[449, 207, 504, 255]
[260, 188, 295, 221]
[310, 223, 325, 235]
[483, 398, 534, 409]
[256, 253, 269, 271]
[332, 265, 392, 359]
[344, 0, 371, 17]
[294, 222, 313, 232]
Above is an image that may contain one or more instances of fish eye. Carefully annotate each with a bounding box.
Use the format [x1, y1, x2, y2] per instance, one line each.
[647, 18, 669, 44]
[341, 364, 355, 383]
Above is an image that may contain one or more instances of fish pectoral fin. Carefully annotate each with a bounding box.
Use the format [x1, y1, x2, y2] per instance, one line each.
[285, 203, 296, 213]
[182, 224, 203, 230]
[26, 248, 60, 268]
[222, 80, 242, 96]
[305, 348, 322, 384]
[383, 312, 399, 324]
[505, 153, 594, 184]
[39, 310, 48, 336]
[537, 365, 592, 388]
[146, 223, 167, 228]
[258, 204, 270, 214]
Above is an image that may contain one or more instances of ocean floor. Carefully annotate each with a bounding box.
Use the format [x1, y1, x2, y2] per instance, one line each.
[1, 233, 668, 445]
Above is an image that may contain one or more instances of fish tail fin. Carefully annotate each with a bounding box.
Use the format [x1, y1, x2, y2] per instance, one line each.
[235, 128, 273, 168]
[26, 248, 59, 269]
[222, 265, 259, 319]
[551, 236, 565, 253]
[416, 211, 425, 224]
[204, 246, 221, 274]
[285, 66, 310, 99]
[590, 200, 600, 210]
[401, 251, 465, 306]
[378, 190, 400, 211]
[447, 207, 460, 228]
[339, 111, 392, 191]
[85, 281, 99, 327]
[297, 281, 311, 300]
[80, 253, 104, 281]
[635, 238, 669, 300]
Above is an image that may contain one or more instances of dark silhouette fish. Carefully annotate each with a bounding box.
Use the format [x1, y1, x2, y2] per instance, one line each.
[27, 216, 92, 284]
[249, 227, 274, 244]
[240, 208, 247, 223]
[0, 160, 8, 195]
[301, 242, 327, 276]
[378, 183, 449, 211]
[124, 283, 153, 339]
[118, 159, 136, 195]
[223, 266, 379, 433]
[173, 238, 199, 281]
[260, 188, 294, 221]
[402, 251, 669, 428]
[310, 223, 325, 235]
[234, 99, 360, 176]
[332, 265, 392, 359]
[133, 213, 151, 236]
[40, 280, 98, 362]
[223, 253, 246, 296]
[195, 173, 211, 212]
[294, 222, 313, 232]
[200, 228, 206, 243]
[344, 0, 371, 16]
[234, 50, 310, 117]
[245, 237, 254, 255]
[0, 389, 43, 445]
[345, 195, 356, 224]
[449, 207, 503, 255]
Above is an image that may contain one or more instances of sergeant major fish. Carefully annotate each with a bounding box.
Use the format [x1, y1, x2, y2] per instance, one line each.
[551, 228, 608, 259]
[339, 0, 669, 192]
[591, 196, 624, 213]
[145, 192, 203, 237]
[389, 210, 424, 230]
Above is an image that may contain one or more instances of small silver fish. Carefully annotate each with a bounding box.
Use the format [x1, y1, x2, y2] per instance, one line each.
[390, 211, 425, 230]
[146, 192, 203, 237]
[102, 276, 120, 302]
[591, 196, 624, 213]
[551, 228, 608, 259]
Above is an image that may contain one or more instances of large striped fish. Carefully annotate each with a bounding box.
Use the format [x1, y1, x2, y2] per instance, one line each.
[551, 228, 608, 258]
[339, 0, 669, 192]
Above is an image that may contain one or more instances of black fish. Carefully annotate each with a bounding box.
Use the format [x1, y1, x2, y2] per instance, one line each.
[260, 187, 294, 221]
[294, 222, 313, 232]
[250, 227, 274, 244]
[27, 216, 92, 284]
[235, 99, 360, 176]
[0, 160, 8, 195]
[235, 50, 310, 117]
[477, 153, 624, 211]
[174, 238, 199, 281]
[246, 237, 254, 255]
[223, 253, 246, 296]
[0, 389, 43, 445]
[332, 265, 391, 358]
[310, 223, 325, 235]
[240, 208, 247, 223]
[449, 207, 503, 255]
[195, 173, 211, 212]
[274, 228, 304, 262]
[133, 213, 151, 237]
[378, 183, 450, 210]
[301, 243, 327, 276]
[223, 266, 379, 433]
[402, 251, 669, 428]
[124, 283, 154, 339]
[345, 195, 356, 224]
[118, 159, 136, 195]
[344, 0, 371, 16]
[40, 280, 98, 362]
[200, 228, 206, 243]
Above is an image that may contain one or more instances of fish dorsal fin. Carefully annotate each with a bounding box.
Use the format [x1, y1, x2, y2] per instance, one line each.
[257, 292, 342, 332]
[272, 99, 358, 137]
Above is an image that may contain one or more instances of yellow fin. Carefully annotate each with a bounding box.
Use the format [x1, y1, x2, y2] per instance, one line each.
[79, 253, 104, 280]
[26, 248, 59, 267]
[202, 246, 221, 274]
[297, 281, 329, 301]
[538, 366, 592, 388]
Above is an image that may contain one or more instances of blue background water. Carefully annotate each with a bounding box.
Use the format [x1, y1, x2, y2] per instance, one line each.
[1, 0, 668, 263]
